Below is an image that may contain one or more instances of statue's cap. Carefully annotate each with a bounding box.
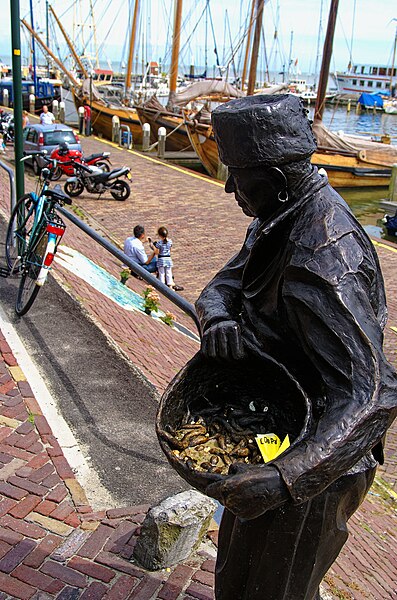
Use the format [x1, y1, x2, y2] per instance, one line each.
[211, 94, 317, 168]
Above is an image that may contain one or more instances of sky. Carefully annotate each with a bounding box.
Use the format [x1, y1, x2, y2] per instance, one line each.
[1, 0, 396, 79]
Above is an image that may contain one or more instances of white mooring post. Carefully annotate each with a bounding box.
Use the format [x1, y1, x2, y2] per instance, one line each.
[59, 101, 65, 123]
[112, 115, 120, 143]
[142, 122, 150, 151]
[29, 94, 35, 114]
[3, 89, 9, 107]
[157, 126, 166, 158]
[52, 99, 59, 120]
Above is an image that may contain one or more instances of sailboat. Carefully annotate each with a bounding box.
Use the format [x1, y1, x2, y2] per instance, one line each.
[311, 0, 397, 186]
[135, 0, 194, 152]
[135, 0, 251, 153]
[187, 0, 397, 187]
[68, 0, 143, 144]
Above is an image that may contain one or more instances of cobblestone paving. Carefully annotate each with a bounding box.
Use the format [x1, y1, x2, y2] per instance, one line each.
[0, 131, 395, 598]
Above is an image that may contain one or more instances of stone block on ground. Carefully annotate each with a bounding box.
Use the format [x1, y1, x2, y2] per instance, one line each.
[133, 490, 217, 570]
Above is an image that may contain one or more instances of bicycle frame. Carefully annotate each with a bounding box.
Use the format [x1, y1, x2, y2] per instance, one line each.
[17, 183, 66, 287]
[36, 218, 66, 285]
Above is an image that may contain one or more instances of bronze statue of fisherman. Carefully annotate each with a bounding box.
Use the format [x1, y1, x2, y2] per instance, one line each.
[158, 95, 397, 600]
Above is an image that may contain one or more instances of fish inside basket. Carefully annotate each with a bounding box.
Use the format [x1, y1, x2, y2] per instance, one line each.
[156, 352, 311, 494]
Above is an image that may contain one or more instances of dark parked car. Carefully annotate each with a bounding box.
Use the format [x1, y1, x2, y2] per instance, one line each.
[23, 124, 82, 173]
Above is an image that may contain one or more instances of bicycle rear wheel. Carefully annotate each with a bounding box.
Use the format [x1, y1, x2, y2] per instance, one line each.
[5, 194, 36, 272]
[15, 229, 48, 316]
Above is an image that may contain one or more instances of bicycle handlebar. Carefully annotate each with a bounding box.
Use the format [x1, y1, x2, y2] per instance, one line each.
[21, 150, 48, 161]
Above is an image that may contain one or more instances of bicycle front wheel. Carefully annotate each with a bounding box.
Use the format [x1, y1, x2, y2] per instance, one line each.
[6, 194, 36, 272]
[15, 230, 48, 316]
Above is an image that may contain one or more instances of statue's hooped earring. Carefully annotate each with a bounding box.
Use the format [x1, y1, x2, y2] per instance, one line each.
[270, 167, 289, 203]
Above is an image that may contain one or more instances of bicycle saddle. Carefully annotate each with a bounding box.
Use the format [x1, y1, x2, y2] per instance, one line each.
[44, 185, 72, 205]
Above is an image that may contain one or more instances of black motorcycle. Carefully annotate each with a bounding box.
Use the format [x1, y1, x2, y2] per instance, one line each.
[64, 161, 131, 201]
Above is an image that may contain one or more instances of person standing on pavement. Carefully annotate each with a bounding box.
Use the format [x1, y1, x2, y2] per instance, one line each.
[124, 225, 158, 274]
[40, 104, 55, 125]
[83, 100, 92, 136]
[22, 110, 30, 128]
[153, 226, 174, 287]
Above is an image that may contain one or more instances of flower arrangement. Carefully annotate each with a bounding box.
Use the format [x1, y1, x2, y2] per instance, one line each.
[160, 311, 176, 327]
[120, 268, 130, 285]
[142, 286, 160, 314]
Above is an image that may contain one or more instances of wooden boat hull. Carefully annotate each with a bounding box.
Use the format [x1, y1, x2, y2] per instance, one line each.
[185, 120, 392, 188]
[136, 106, 192, 152]
[74, 94, 143, 145]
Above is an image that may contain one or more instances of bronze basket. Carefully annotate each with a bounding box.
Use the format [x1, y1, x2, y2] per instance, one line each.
[156, 352, 312, 495]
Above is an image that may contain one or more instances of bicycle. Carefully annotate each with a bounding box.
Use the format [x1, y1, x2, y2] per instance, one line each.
[5, 151, 72, 316]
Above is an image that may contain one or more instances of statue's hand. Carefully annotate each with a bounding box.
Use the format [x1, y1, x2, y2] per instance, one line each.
[201, 320, 244, 360]
[205, 464, 289, 520]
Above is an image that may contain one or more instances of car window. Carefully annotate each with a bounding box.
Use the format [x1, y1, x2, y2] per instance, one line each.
[43, 130, 77, 145]
[27, 129, 37, 143]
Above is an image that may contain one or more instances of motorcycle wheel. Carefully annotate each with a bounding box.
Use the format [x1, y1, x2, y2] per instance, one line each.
[110, 181, 130, 201]
[49, 166, 63, 181]
[95, 161, 110, 172]
[64, 180, 84, 197]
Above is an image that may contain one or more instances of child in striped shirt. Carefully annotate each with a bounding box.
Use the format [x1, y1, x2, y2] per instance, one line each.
[152, 226, 174, 287]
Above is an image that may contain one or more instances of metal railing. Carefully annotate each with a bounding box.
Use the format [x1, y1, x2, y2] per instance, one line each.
[0, 161, 16, 214]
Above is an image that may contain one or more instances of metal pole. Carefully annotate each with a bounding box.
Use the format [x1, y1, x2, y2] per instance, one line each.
[56, 206, 201, 335]
[247, 0, 264, 96]
[29, 0, 37, 95]
[241, 0, 256, 91]
[89, 73, 93, 135]
[46, 0, 50, 76]
[314, 0, 339, 122]
[10, 0, 25, 200]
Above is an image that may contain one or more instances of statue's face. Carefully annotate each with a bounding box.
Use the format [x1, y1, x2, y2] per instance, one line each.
[226, 168, 280, 218]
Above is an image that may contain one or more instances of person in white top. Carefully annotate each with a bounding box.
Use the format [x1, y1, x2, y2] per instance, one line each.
[124, 225, 158, 273]
[40, 105, 55, 125]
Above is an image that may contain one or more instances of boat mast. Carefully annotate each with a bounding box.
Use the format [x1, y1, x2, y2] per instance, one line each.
[390, 26, 397, 94]
[241, 0, 256, 90]
[49, 6, 88, 79]
[125, 0, 140, 99]
[167, 0, 183, 108]
[21, 19, 80, 87]
[287, 30, 293, 80]
[314, 0, 339, 122]
[29, 0, 37, 95]
[247, 0, 265, 96]
[313, 0, 324, 90]
[46, 0, 50, 76]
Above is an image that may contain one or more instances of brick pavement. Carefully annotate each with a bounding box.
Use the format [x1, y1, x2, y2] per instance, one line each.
[0, 133, 395, 598]
[0, 334, 219, 599]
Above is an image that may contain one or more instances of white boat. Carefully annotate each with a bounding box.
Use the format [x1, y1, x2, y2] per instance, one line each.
[288, 78, 335, 103]
[384, 100, 397, 115]
[335, 63, 396, 96]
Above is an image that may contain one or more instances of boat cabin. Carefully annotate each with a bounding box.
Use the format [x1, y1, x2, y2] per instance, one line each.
[336, 64, 397, 95]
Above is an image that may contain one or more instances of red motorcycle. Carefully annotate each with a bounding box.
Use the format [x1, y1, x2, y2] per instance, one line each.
[49, 143, 111, 181]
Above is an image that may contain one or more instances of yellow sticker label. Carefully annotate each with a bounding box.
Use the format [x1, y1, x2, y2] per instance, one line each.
[255, 433, 290, 463]
[13, 49, 21, 56]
